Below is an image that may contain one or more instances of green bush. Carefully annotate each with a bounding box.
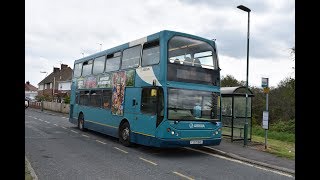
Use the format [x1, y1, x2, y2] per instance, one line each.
[64, 96, 70, 104]
[35, 94, 52, 102]
[270, 119, 295, 134]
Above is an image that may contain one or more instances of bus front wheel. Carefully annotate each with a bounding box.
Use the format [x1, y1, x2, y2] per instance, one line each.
[119, 122, 131, 147]
[78, 113, 85, 131]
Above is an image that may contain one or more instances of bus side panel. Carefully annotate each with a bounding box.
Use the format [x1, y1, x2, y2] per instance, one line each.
[134, 65, 161, 87]
[78, 106, 119, 138]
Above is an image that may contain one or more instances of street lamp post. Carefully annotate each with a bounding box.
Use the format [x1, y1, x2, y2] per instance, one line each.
[237, 5, 251, 146]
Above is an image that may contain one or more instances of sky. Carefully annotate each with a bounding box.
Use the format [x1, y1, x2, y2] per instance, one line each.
[25, 0, 295, 88]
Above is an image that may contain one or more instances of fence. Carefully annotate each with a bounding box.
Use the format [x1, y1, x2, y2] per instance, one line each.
[29, 101, 70, 114]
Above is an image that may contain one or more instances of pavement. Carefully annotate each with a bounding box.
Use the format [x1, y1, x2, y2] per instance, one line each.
[205, 137, 295, 176]
[26, 107, 295, 177]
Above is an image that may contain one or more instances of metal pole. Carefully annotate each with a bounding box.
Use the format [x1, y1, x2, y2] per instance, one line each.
[265, 93, 269, 149]
[244, 11, 250, 146]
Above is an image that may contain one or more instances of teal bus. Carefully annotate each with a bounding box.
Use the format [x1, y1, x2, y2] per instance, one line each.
[69, 30, 222, 147]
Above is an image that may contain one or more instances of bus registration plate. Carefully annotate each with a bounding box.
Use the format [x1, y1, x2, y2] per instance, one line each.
[190, 140, 203, 144]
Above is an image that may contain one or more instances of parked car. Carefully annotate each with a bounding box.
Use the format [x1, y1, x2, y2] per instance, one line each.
[25, 97, 30, 108]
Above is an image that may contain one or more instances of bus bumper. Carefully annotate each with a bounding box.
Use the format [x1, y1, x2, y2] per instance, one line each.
[155, 138, 221, 148]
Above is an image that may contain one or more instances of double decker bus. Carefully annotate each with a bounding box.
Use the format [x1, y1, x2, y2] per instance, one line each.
[69, 30, 222, 147]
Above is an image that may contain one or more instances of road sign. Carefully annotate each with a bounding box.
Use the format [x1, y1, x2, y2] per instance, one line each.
[262, 77, 269, 88]
[262, 111, 269, 129]
[263, 87, 270, 94]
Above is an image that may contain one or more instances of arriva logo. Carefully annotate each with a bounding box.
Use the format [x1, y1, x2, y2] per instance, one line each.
[189, 123, 205, 128]
[189, 123, 193, 128]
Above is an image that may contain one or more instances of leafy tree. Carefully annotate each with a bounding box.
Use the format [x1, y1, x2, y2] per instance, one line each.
[221, 74, 295, 132]
[221, 75, 245, 87]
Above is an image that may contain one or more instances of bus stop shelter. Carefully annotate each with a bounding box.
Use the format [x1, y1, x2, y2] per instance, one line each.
[221, 86, 254, 142]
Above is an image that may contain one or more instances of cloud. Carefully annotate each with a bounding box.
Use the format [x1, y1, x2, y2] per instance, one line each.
[25, 0, 294, 87]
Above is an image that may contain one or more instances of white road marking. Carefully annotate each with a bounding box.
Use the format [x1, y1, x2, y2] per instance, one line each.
[61, 117, 68, 119]
[44, 121, 50, 124]
[204, 146, 226, 154]
[61, 127, 67, 129]
[53, 124, 58, 126]
[139, 157, 157, 166]
[82, 134, 89, 138]
[71, 130, 78, 134]
[38, 119, 43, 122]
[114, 147, 128, 154]
[172, 171, 194, 180]
[96, 140, 106, 145]
[185, 147, 294, 178]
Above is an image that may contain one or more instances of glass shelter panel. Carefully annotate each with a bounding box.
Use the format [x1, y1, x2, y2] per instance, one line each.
[234, 96, 251, 117]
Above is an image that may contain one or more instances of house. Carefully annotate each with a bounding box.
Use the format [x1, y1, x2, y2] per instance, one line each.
[25, 81, 38, 100]
[38, 64, 73, 102]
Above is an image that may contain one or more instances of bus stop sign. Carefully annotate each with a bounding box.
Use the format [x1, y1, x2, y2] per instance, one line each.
[261, 77, 269, 88]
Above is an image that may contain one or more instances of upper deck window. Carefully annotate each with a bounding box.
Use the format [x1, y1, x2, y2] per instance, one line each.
[92, 56, 105, 74]
[121, 45, 141, 69]
[82, 60, 93, 76]
[167, 36, 220, 85]
[73, 63, 82, 78]
[168, 36, 218, 70]
[142, 40, 160, 66]
[105, 52, 121, 72]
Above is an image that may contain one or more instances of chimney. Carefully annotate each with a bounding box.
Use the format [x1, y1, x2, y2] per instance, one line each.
[61, 64, 68, 70]
[26, 81, 30, 85]
[53, 67, 60, 73]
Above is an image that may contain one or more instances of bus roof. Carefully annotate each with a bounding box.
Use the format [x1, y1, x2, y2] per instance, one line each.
[74, 30, 215, 64]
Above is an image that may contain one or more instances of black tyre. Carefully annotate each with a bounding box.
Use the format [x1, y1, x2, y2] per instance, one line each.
[78, 113, 85, 131]
[119, 122, 131, 147]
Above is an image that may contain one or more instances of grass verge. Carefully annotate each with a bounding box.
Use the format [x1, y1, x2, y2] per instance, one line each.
[252, 126, 295, 143]
[25, 159, 33, 180]
[252, 135, 295, 160]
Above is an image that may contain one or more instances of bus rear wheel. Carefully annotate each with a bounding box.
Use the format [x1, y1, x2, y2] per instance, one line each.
[119, 122, 131, 147]
[78, 113, 85, 131]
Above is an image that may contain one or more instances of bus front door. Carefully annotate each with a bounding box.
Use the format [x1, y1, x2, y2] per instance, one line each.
[124, 87, 157, 144]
